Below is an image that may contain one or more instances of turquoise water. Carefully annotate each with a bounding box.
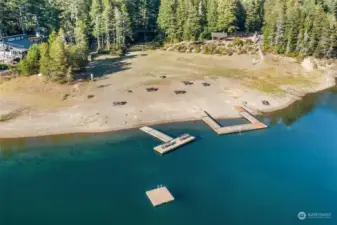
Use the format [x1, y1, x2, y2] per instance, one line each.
[1, 89, 337, 225]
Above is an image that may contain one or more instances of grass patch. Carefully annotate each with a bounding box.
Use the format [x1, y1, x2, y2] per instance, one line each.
[243, 74, 313, 93]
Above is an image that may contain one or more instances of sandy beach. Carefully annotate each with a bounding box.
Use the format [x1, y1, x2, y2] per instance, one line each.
[0, 50, 336, 138]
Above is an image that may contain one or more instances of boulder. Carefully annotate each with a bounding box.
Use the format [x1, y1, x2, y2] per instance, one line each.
[301, 57, 316, 72]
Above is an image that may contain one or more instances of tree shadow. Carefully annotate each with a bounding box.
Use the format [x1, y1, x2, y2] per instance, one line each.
[75, 54, 136, 80]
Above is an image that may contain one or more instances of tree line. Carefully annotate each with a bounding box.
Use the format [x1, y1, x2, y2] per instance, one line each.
[1, 0, 336, 76]
[157, 0, 336, 58]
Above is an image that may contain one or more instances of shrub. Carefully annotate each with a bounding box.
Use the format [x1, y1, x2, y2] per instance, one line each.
[0, 64, 8, 71]
[177, 44, 187, 53]
[232, 38, 244, 47]
[245, 39, 253, 45]
[193, 45, 201, 53]
[203, 44, 217, 54]
[274, 45, 282, 54]
[110, 44, 127, 56]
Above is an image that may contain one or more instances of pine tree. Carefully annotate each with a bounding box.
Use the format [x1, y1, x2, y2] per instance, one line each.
[176, 0, 187, 40]
[274, 0, 286, 53]
[90, 0, 104, 50]
[206, 0, 218, 33]
[158, 0, 178, 42]
[48, 30, 58, 45]
[18, 44, 40, 76]
[216, 0, 237, 33]
[285, 5, 301, 55]
[326, 20, 337, 58]
[49, 35, 68, 81]
[183, 0, 201, 40]
[102, 0, 115, 49]
[245, 0, 262, 32]
[39, 42, 50, 76]
[74, 20, 89, 50]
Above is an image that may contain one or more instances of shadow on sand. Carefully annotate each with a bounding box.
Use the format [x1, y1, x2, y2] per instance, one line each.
[76, 54, 136, 80]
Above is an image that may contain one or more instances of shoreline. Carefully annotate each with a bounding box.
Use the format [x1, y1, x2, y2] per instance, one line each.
[0, 79, 335, 140]
[0, 51, 336, 140]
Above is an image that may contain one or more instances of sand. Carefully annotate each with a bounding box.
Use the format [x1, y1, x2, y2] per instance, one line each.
[0, 50, 336, 138]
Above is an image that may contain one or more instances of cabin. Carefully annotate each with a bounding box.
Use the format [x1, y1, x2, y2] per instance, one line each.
[0, 34, 34, 63]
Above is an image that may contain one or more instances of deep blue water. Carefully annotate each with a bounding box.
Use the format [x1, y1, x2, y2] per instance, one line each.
[0, 88, 337, 225]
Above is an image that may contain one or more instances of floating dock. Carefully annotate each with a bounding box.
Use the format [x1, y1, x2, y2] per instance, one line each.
[146, 186, 174, 207]
[202, 106, 267, 135]
[140, 126, 195, 155]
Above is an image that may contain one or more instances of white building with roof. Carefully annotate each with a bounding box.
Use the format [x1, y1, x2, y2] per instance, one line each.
[0, 34, 35, 63]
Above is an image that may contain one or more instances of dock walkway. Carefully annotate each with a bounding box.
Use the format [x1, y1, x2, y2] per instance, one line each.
[202, 106, 267, 135]
[140, 126, 195, 155]
[140, 126, 173, 142]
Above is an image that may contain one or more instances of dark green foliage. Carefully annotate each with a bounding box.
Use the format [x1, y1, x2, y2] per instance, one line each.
[0, 64, 9, 71]
[49, 35, 68, 81]
[2, 0, 336, 60]
[39, 43, 50, 76]
[263, 0, 337, 58]
[18, 44, 40, 76]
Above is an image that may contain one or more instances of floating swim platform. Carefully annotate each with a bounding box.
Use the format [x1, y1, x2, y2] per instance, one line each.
[146, 186, 174, 207]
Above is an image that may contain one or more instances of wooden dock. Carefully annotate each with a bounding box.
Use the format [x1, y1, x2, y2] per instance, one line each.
[154, 135, 196, 154]
[140, 126, 173, 142]
[146, 186, 174, 207]
[202, 106, 267, 135]
[140, 126, 195, 155]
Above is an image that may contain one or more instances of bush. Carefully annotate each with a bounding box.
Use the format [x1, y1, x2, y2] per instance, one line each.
[0, 64, 8, 71]
[193, 45, 201, 53]
[202, 44, 217, 54]
[245, 39, 253, 45]
[274, 45, 282, 54]
[68, 44, 88, 71]
[232, 38, 244, 47]
[296, 54, 305, 63]
[177, 44, 187, 53]
[110, 44, 127, 56]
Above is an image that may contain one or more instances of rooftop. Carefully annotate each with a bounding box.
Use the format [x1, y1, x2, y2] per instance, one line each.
[1, 34, 34, 51]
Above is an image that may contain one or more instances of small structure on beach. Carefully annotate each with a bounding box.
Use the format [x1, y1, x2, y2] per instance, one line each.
[146, 87, 159, 92]
[174, 90, 186, 95]
[146, 186, 174, 207]
[211, 32, 228, 41]
[140, 126, 195, 155]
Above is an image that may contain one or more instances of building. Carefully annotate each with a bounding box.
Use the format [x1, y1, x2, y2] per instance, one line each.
[0, 34, 34, 63]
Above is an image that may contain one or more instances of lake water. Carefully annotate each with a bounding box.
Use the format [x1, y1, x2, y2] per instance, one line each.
[0, 88, 337, 225]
